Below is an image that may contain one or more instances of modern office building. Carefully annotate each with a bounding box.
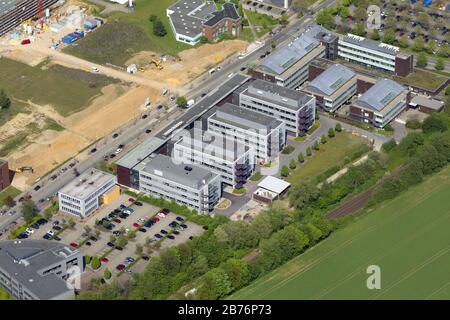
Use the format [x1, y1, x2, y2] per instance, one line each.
[138, 154, 221, 214]
[167, 0, 241, 45]
[0, 240, 83, 300]
[58, 169, 117, 218]
[173, 129, 255, 189]
[0, 159, 10, 191]
[350, 79, 409, 128]
[239, 79, 316, 136]
[338, 34, 414, 76]
[305, 64, 357, 113]
[0, 0, 59, 37]
[207, 103, 286, 163]
[252, 24, 337, 89]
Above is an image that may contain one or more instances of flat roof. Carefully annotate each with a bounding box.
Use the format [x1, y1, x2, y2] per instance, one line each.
[58, 168, 116, 200]
[116, 136, 165, 169]
[142, 154, 219, 189]
[244, 79, 314, 111]
[0, 0, 17, 15]
[204, 3, 240, 27]
[258, 24, 334, 75]
[211, 103, 283, 131]
[307, 64, 356, 96]
[357, 79, 406, 112]
[257, 176, 290, 194]
[341, 33, 401, 56]
[0, 240, 78, 300]
[409, 95, 444, 111]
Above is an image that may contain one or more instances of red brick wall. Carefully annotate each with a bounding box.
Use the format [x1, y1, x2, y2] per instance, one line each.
[0, 161, 10, 191]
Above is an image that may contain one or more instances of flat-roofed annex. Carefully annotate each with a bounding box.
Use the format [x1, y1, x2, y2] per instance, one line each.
[58, 168, 115, 200]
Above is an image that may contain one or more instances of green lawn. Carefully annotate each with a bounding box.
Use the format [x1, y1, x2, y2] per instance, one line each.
[244, 9, 278, 38]
[393, 69, 448, 91]
[231, 165, 450, 299]
[0, 58, 119, 116]
[287, 132, 370, 183]
[0, 186, 21, 207]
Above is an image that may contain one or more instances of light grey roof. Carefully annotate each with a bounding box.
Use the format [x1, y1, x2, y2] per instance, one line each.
[258, 175, 290, 194]
[341, 33, 400, 56]
[245, 79, 315, 111]
[142, 154, 219, 189]
[116, 136, 165, 169]
[307, 64, 356, 96]
[167, 0, 217, 38]
[0, 240, 78, 300]
[211, 103, 283, 131]
[357, 79, 406, 112]
[58, 168, 116, 200]
[409, 95, 444, 111]
[258, 24, 332, 75]
[0, 0, 17, 15]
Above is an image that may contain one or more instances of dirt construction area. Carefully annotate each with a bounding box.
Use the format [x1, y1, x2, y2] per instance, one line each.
[0, 3, 250, 190]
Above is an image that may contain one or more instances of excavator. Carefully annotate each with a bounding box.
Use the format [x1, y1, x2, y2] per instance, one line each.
[14, 166, 34, 174]
[150, 59, 163, 70]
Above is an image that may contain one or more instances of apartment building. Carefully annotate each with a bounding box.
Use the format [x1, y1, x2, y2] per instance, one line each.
[207, 103, 286, 163]
[58, 169, 117, 218]
[173, 130, 255, 189]
[350, 79, 409, 128]
[338, 34, 414, 76]
[138, 154, 221, 214]
[305, 64, 357, 113]
[0, 159, 10, 191]
[0, 240, 83, 300]
[252, 24, 337, 89]
[239, 79, 316, 137]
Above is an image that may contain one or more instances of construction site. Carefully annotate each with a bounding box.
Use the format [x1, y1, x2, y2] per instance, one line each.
[0, 0, 251, 190]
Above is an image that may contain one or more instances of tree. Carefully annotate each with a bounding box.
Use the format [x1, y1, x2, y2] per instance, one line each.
[313, 141, 320, 150]
[91, 256, 101, 270]
[321, 135, 327, 144]
[328, 128, 335, 138]
[338, 5, 350, 18]
[412, 36, 425, 52]
[427, 40, 436, 55]
[4, 196, 15, 207]
[437, 44, 449, 58]
[104, 268, 112, 280]
[353, 7, 366, 22]
[306, 146, 312, 156]
[289, 181, 320, 211]
[316, 9, 334, 29]
[116, 235, 128, 247]
[68, 217, 76, 228]
[352, 23, 365, 36]
[422, 114, 447, 134]
[398, 34, 409, 48]
[152, 18, 167, 37]
[22, 199, 37, 224]
[176, 96, 187, 108]
[221, 258, 251, 290]
[416, 52, 428, 68]
[297, 152, 305, 163]
[135, 244, 143, 256]
[289, 159, 297, 170]
[281, 165, 290, 177]
[335, 123, 342, 132]
[0, 89, 10, 109]
[370, 29, 380, 41]
[382, 139, 397, 153]
[382, 29, 396, 45]
[435, 57, 445, 71]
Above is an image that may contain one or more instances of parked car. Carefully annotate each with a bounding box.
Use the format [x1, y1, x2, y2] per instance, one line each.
[160, 229, 168, 235]
[101, 258, 109, 263]
[142, 255, 150, 261]
[115, 246, 123, 251]
[114, 218, 122, 224]
[175, 216, 184, 222]
[154, 233, 163, 239]
[132, 222, 140, 228]
[116, 264, 126, 271]
[138, 228, 147, 233]
[168, 235, 175, 240]
[69, 242, 78, 248]
[25, 228, 34, 235]
[160, 208, 170, 215]
[107, 241, 115, 247]
[173, 230, 180, 235]
[90, 236, 98, 242]
[134, 201, 143, 206]
[128, 198, 136, 202]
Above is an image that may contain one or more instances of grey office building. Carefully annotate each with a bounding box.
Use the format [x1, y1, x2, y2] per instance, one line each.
[138, 154, 221, 214]
[239, 79, 316, 136]
[0, 240, 83, 300]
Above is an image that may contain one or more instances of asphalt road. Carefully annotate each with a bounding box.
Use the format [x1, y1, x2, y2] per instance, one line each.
[0, 0, 338, 233]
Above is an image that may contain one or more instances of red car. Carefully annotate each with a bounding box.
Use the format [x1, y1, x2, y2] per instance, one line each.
[151, 216, 160, 222]
[21, 39, 31, 45]
[101, 257, 109, 263]
[69, 242, 78, 248]
[128, 198, 136, 202]
[114, 218, 121, 224]
[132, 222, 140, 228]
[116, 264, 125, 271]
[160, 209, 170, 215]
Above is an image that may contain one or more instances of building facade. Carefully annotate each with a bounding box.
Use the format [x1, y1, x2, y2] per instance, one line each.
[138, 154, 221, 214]
[349, 79, 409, 128]
[0, 159, 10, 191]
[58, 169, 117, 218]
[239, 79, 316, 136]
[202, 3, 242, 42]
[252, 24, 337, 89]
[207, 103, 286, 163]
[338, 34, 414, 76]
[173, 131, 255, 189]
[0, 240, 83, 300]
[305, 64, 357, 113]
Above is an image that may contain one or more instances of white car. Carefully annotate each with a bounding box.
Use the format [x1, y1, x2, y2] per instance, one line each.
[92, 67, 99, 73]
[157, 212, 166, 218]
[46, 230, 55, 236]
[138, 218, 146, 223]
[124, 209, 131, 215]
[115, 148, 123, 155]
[26, 228, 34, 235]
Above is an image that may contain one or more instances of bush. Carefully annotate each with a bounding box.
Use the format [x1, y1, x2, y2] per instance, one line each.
[313, 141, 320, 151]
[289, 159, 297, 170]
[306, 146, 312, 157]
[281, 165, 290, 177]
[405, 118, 422, 130]
[321, 135, 327, 144]
[91, 256, 101, 270]
[328, 128, 335, 138]
[297, 152, 305, 163]
[104, 268, 112, 280]
[382, 139, 397, 153]
[335, 123, 342, 132]
[282, 145, 295, 154]
[422, 114, 447, 134]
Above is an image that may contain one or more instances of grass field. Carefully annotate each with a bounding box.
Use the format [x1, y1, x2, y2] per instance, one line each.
[231, 166, 450, 300]
[0, 58, 119, 116]
[0, 186, 21, 207]
[244, 9, 278, 38]
[287, 132, 370, 183]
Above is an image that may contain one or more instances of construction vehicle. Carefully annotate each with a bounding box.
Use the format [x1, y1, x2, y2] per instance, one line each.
[150, 59, 163, 70]
[14, 166, 34, 174]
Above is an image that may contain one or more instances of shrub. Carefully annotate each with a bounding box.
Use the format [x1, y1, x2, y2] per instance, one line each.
[422, 114, 447, 134]
[289, 159, 297, 170]
[297, 152, 305, 163]
[282, 145, 295, 154]
[306, 146, 312, 156]
[328, 128, 335, 138]
[91, 256, 101, 270]
[335, 123, 342, 132]
[104, 268, 112, 280]
[382, 139, 397, 153]
[405, 118, 422, 130]
[321, 135, 327, 144]
[281, 165, 290, 177]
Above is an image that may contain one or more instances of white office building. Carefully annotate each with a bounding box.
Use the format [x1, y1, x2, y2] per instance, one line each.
[239, 79, 316, 136]
[173, 130, 255, 189]
[138, 154, 221, 214]
[58, 169, 117, 218]
[207, 103, 286, 163]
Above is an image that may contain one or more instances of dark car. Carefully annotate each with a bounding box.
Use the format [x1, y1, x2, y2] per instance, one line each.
[53, 225, 62, 231]
[142, 255, 150, 261]
[90, 236, 98, 242]
[144, 221, 154, 228]
[116, 264, 126, 271]
[134, 201, 143, 206]
[154, 234, 163, 239]
[142, 114, 148, 119]
[105, 223, 115, 230]
[169, 221, 179, 228]
[240, 66, 246, 72]
[202, 226, 209, 230]
[50, 175, 57, 181]
[43, 234, 52, 240]
[31, 223, 40, 229]
[90, 148, 97, 153]
[168, 235, 175, 240]
[115, 246, 123, 251]
[18, 233, 29, 239]
[118, 144, 124, 149]
[173, 230, 180, 235]
[160, 230, 168, 235]
[161, 208, 170, 214]
[86, 241, 92, 246]
[180, 224, 188, 229]
[175, 216, 184, 222]
[138, 228, 147, 233]
[112, 133, 119, 139]
[189, 236, 194, 240]
[53, 236, 62, 241]
[107, 242, 115, 247]
[145, 129, 152, 134]
[119, 213, 128, 219]
[34, 185, 41, 191]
